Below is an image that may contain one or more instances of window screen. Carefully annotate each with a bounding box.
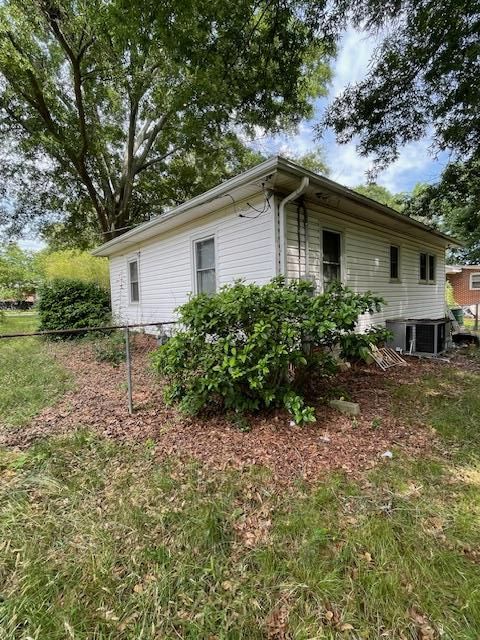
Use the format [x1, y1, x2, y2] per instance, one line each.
[128, 259, 139, 302]
[390, 245, 399, 280]
[195, 237, 216, 294]
[322, 230, 341, 286]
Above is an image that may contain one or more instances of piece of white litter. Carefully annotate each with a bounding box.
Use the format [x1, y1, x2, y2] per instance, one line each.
[289, 420, 296, 427]
[320, 434, 331, 443]
[382, 450, 393, 458]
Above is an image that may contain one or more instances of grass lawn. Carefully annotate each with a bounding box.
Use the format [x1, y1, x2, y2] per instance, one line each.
[1, 351, 480, 637]
[0, 312, 71, 428]
[463, 317, 479, 333]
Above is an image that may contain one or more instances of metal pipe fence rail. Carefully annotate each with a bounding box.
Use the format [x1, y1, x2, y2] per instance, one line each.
[0, 321, 177, 415]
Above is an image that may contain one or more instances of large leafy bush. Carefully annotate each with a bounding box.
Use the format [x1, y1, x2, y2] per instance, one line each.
[152, 278, 383, 424]
[38, 278, 111, 334]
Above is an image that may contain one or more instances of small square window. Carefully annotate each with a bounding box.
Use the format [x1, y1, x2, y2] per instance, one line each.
[390, 245, 399, 280]
[128, 259, 139, 303]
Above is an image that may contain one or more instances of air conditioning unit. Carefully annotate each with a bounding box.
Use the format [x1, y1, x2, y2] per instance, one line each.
[386, 318, 449, 356]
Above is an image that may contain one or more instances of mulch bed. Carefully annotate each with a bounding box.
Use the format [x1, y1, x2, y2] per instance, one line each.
[1, 335, 458, 482]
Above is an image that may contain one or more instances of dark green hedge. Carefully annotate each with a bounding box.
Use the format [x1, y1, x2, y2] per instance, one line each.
[38, 278, 111, 334]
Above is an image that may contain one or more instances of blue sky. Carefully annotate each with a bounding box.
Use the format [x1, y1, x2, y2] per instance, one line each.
[250, 27, 449, 194]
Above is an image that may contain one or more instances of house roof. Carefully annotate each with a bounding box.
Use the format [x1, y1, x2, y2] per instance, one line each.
[446, 264, 480, 273]
[92, 156, 461, 257]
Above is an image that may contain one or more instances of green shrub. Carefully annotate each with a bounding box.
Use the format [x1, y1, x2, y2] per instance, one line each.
[340, 325, 393, 362]
[151, 278, 383, 424]
[38, 278, 111, 335]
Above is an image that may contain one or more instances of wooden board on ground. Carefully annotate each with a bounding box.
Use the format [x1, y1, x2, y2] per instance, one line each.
[369, 345, 407, 370]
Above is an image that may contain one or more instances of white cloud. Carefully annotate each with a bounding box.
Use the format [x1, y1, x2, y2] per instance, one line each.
[330, 27, 377, 98]
[326, 138, 437, 192]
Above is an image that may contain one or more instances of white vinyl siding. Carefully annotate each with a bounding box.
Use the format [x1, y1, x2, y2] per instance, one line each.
[108, 191, 446, 332]
[286, 203, 446, 329]
[108, 198, 275, 325]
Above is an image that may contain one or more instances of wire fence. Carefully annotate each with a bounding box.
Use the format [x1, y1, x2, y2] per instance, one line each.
[0, 321, 177, 414]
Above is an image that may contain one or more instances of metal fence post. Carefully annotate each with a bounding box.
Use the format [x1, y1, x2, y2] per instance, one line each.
[124, 326, 133, 414]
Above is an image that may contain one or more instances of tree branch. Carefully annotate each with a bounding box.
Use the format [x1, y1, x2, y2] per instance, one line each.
[135, 145, 180, 173]
[43, 7, 91, 161]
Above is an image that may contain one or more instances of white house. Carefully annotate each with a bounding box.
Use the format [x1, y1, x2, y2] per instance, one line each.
[92, 156, 459, 331]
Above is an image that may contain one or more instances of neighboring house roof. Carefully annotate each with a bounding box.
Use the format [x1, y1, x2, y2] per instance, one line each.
[446, 265, 480, 273]
[93, 155, 461, 257]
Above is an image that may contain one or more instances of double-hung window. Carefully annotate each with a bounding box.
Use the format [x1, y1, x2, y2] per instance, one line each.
[322, 230, 342, 287]
[470, 273, 480, 290]
[128, 258, 140, 303]
[419, 252, 436, 283]
[195, 237, 216, 294]
[390, 245, 400, 280]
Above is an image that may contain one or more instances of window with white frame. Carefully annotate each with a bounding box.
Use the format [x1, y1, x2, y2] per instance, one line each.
[128, 258, 139, 303]
[419, 252, 436, 283]
[322, 230, 342, 287]
[470, 273, 480, 290]
[194, 237, 216, 294]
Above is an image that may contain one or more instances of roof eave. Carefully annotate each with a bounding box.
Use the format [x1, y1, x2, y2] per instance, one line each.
[274, 157, 462, 248]
[92, 154, 462, 256]
[91, 156, 281, 257]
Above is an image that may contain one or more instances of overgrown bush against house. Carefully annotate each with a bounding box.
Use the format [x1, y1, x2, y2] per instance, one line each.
[38, 279, 111, 334]
[152, 278, 383, 424]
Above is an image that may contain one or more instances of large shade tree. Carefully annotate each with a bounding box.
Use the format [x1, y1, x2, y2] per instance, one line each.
[0, 243, 39, 299]
[354, 183, 404, 212]
[320, 0, 480, 256]
[0, 0, 334, 247]
[405, 159, 480, 263]
[321, 0, 480, 170]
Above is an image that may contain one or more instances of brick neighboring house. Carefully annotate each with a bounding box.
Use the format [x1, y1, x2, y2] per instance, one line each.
[446, 265, 480, 327]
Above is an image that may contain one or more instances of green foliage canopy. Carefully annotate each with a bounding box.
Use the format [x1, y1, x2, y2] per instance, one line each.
[354, 183, 405, 212]
[36, 249, 109, 289]
[404, 158, 480, 263]
[152, 278, 383, 425]
[0, 0, 334, 247]
[322, 0, 480, 170]
[0, 243, 39, 299]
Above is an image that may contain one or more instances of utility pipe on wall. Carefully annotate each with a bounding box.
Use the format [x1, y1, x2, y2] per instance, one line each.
[278, 176, 309, 276]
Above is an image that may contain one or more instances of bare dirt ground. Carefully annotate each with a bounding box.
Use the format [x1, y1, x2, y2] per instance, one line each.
[3, 335, 468, 482]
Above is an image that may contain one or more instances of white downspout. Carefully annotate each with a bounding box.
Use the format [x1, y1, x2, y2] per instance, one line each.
[278, 177, 309, 277]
